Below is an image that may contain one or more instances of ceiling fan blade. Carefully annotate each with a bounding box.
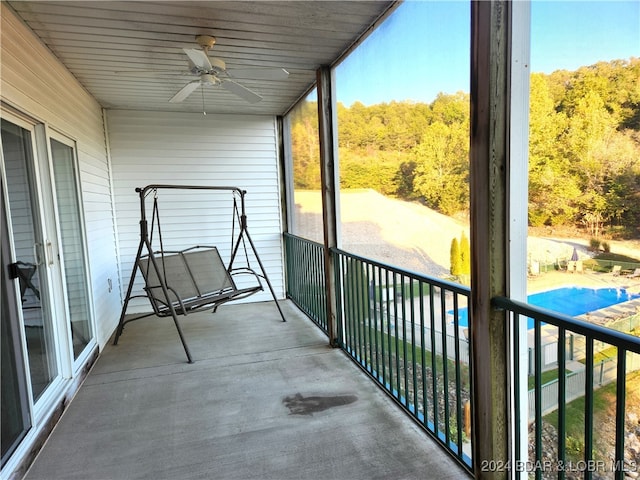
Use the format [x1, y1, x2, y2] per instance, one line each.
[221, 80, 262, 104]
[183, 48, 212, 71]
[169, 80, 201, 103]
[228, 67, 289, 81]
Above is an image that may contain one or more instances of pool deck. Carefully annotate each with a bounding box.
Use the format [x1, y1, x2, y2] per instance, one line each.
[528, 269, 640, 295]
[577, 297, 640, 326]
[527, 269, 640, 341]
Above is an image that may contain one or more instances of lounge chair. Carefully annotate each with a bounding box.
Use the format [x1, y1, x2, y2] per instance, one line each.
[628, 268, 640, 279]
[567, 261, 576, 273]
[612, 265, 622, 276]
[575, 260, 583, 274]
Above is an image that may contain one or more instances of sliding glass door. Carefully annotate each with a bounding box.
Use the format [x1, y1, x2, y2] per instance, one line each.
[1, 113, 95, 465]
[1, 184, 31, 467]
[1, 119, 58, 401]
[49, 137, 92, 359]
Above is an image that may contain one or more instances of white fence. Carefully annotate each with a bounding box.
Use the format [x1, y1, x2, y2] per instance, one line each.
[527, 352, 640, 421]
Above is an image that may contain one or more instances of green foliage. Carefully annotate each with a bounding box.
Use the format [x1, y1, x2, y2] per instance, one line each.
[288, 59, 640, 236]
[450, 237, 461, 276]
[412, 118, 469, 215]
[589, 238, 601, 251]
[290, 99, 320, 189]
[339, 149, 404, 196]
[394, 161, 418, 200]
[459, 232, 470, 275]
[450, 233, 470, 282]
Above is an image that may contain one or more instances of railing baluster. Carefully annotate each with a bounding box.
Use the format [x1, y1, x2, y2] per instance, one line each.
[420, 280, 428, 426]
[440, 286, 450, 446]
[453, 292, 463, 454]
[373, 265, 380, 381]
[535, 319, 542, 480]
[430, 285, 439, 438]
[316, 241, 324, 327]
[402, 275, 408, 406]
[557, 326, 566, 480]
[359, 259, 366, 368]
[367, 264, 378, 373]
[615, 348, 626, 480]
[394, 272, 401, 400]
[386, 268, 393, 393]
[378, 267, 387, 385]
[584, 336, 594, 480]
[410, 279, 417, 413]
[513, 311, 521, 470]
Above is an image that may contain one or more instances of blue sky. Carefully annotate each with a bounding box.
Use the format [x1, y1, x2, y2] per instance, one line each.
[334, 0, 640, 106]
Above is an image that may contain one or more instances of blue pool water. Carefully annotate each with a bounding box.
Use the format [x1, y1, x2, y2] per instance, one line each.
[455, 287, 640, 329]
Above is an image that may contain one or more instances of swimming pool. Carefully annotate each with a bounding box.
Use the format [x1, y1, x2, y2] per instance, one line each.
[454, 287, 640, 329]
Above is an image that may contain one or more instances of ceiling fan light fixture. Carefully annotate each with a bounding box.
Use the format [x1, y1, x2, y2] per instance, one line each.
[169, 35, 286, 105]
[195, 35, 216, 51]
[201, 74, 221, 86]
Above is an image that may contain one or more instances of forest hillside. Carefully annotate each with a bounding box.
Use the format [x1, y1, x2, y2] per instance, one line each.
[291, 58, 640, 239]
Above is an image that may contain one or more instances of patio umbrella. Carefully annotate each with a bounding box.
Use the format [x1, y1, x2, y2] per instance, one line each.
[571, 247, 579, 261]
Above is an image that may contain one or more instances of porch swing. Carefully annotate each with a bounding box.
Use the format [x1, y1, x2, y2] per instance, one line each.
[113, 184, 286, 363]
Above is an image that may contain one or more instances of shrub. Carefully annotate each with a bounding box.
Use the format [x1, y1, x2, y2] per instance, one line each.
[589, 238, 601, 251]
[460, 232, 471, 275]
[602, 241, 610, 253]
[450, 238, 461, 276]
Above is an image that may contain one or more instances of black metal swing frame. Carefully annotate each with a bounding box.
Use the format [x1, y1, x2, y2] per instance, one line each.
[113, 184, 286, 363]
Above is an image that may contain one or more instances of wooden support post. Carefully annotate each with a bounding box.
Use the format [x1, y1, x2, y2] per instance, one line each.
[470, 2, 511, 478]
[317, 66, 340, 347]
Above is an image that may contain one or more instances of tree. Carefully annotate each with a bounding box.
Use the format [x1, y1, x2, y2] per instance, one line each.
[290, 100, 320, 189]
[528, 73, 580, 226]
[450, 237, 461, 276]
[459, 232, 470, 275]
[394, 161, 418, 200]
[412, 120, 469, 215]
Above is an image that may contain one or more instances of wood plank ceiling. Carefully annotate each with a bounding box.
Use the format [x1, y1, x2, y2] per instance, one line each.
[7, 1, 396, 116]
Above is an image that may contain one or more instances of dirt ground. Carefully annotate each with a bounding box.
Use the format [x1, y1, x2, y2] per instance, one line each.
[293, 189, 640, 293]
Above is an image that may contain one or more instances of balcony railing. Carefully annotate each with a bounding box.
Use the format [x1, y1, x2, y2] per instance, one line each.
[284, 233, 473, 471]
[493, 297, 640, 480]
[284, 233, 640, 479]
[284, 233, 328, 333]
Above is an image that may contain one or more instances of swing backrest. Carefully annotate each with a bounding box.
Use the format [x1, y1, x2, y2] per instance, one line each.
[182, 248, 235, 295]
[138, 247, 236, 310]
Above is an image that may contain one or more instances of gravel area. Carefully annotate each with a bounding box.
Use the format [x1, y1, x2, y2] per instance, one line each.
[292, 189, 640, 291]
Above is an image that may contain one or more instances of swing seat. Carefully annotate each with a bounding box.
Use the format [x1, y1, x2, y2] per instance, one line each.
[138, 246, 263, 316]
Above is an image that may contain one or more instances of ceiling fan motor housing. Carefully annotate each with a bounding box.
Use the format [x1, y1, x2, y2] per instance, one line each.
[195, 35, 216, 50]
[188, 55, 226, 75]
[201, 74, 221, 86]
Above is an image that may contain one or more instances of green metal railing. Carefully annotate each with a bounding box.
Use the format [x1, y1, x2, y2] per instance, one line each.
[333, 248, 473, 470]
[493, 296, 640, 480]
[284, 233, 472, 470]
[285, 233, 640, 478]
[284, 233, 328, 333]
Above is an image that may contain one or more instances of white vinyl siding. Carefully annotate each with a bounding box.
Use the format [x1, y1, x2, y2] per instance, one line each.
[107, 110, 284, 314]
[1, 4, 119, 348]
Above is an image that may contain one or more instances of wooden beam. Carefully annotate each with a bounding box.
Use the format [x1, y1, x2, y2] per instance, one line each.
[316, 65, 340, 346]
[469, 2, 510, 478]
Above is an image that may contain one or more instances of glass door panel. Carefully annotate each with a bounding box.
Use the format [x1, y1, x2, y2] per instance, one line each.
[1, 185, 31, 467]
[1, 119, 58, 400]
[50, 138, 92, 358]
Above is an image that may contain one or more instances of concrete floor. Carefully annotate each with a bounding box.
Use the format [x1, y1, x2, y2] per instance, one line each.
[25, 300, 469, 480]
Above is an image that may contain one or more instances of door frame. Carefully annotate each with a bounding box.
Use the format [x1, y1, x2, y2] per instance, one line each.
[0, 107, 95, 432]
[45, 128, 97, 371]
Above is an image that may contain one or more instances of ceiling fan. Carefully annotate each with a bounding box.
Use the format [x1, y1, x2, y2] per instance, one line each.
[169, 35, 289, 104]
